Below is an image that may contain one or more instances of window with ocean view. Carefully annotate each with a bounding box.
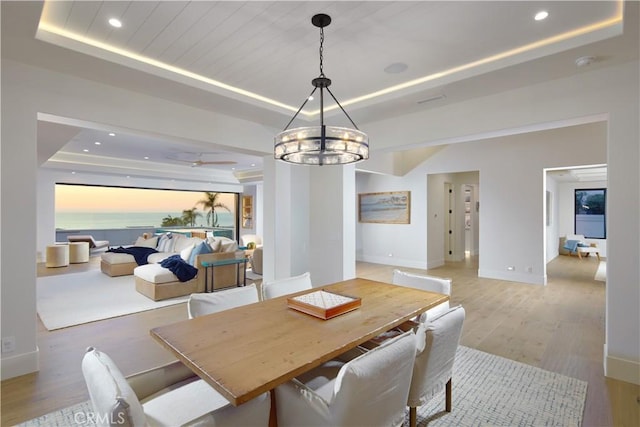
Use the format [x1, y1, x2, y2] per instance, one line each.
[55, 184, 238, 237]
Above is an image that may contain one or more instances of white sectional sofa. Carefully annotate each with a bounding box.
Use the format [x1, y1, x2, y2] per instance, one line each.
[100, 233, 237, 277]
[101, 232, 244, 301]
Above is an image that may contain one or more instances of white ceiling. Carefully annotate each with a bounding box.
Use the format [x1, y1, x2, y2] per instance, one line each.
[2, 1, 637, 184]
[547, 166, 608, 183]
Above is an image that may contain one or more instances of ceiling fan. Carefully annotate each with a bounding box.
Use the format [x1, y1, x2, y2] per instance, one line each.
[166, 152, 237, 167]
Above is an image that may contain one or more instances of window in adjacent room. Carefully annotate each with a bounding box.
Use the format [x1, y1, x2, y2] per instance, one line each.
[574, 188, 606, 239]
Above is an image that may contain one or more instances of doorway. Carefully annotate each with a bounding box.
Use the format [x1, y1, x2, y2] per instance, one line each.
[427, 172, 479, 269]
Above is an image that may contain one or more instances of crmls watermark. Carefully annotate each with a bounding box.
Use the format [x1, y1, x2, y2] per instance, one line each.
[73, 410, 127, 425]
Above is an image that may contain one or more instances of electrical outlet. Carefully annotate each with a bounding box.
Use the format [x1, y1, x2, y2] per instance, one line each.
[2, 336, 16, 353]
[507, 266, 515, 271]
[526, 266, 533, 273]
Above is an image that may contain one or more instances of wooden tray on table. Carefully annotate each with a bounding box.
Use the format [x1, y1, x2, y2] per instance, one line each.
[287, 290, 361, 320]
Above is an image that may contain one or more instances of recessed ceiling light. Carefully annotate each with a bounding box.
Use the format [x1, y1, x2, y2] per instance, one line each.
[126, 175, 130, 178]
[94, 141, 101, 145]
[108, 18, 122, 28]
[384, 62, 408, 74]
[83, 149, 89, 152]
[108, 132, 115, 136]
[575, 55, 596, 67]
[231, 167, 236, 170]
[534, 11, 549, 21]
[71, 171, 76, 174]
[144, 156, 149, 160]
[251, 163, 256, 167]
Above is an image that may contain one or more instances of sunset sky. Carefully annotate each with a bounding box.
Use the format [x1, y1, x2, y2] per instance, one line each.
[55, 184, 237, 213]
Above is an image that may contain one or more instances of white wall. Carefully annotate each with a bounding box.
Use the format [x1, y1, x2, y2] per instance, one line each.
[356, 171, 428, 269]
[356, 61, 639, 384]
[309, 165, 357, 286]
[357, 123, 606, 284]
[545, 175, 560, 262]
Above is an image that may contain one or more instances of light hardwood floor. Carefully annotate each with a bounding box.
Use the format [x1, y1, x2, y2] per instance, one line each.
[2, 255, 638, 426]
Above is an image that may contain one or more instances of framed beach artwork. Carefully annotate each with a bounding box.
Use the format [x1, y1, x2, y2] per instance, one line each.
[358, 191, 411, 224]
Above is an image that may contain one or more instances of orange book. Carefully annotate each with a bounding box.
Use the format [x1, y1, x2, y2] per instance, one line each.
[287, 290, 361, 320]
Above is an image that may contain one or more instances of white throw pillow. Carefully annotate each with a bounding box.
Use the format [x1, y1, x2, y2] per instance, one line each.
[181, 243, 195, 262]
[135, 235, 158, 248]
[157, 233, 177, 253]
[209, 239, 222, 253]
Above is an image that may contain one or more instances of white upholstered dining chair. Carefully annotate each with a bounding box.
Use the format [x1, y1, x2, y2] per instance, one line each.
[261, 271, 313, 300]
[187, 284, 260, 318]
[275, 330, 417, 427]
[407, 305, 466, 427]
[82, 347, 270, 427]
[392, 269, 451, 321]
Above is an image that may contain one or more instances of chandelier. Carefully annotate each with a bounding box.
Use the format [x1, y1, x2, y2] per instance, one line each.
[274, 14, 369, 166]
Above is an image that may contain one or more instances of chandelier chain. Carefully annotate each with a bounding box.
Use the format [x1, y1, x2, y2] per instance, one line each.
[319, 27, 324, 77]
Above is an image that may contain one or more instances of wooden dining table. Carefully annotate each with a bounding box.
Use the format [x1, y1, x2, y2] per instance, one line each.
[150, 277, 448, 408]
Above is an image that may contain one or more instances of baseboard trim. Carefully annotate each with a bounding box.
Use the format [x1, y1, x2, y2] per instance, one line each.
[604, 344, 640, 385]
[427, 258, 445, 269]
[1, 347, 39, 380]
[478, 268, 545, 285]
[357, 255, 426, 269]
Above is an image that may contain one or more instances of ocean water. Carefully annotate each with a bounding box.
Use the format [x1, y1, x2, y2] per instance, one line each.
[56, 211, 234, 230]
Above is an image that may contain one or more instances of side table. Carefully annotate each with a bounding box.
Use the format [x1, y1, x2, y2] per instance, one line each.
[201, 257, 249, 292]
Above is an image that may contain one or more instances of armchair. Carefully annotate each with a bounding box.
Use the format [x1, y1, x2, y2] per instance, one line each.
[564, 234, 601, 260]
[275, 330, 417, 427]
[251, 246, 263, 275]
[81, 347, 270, 427]
[240, 234, 263, 248]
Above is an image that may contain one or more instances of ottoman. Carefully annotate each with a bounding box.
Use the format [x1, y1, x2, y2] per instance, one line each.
[134, 263, 202, 301]
[100, 252, 137, 277]
[46, 244, 69, 268]
[69, 242, 90, 264]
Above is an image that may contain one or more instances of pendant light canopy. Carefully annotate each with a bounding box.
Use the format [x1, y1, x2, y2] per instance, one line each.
[274, 14, 369, 166]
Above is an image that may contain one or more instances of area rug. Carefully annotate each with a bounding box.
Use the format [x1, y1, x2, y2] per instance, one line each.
[594, 260, 606, 282]
[245, 269, 262, 281]
[408, 346, 587, 426]
[19, 346, 587, 427]
[37, 270, 188, 330]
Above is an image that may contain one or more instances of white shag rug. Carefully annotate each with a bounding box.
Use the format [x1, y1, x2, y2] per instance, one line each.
[20, 346, 587, 427]
[594, 261, 606, 282]
[37, 270, 188, 330]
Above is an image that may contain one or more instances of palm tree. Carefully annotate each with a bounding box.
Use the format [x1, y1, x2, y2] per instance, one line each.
[161, 214, 184, 227]
[181, 207, 202, 227]
[197, 192, 231, 227]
